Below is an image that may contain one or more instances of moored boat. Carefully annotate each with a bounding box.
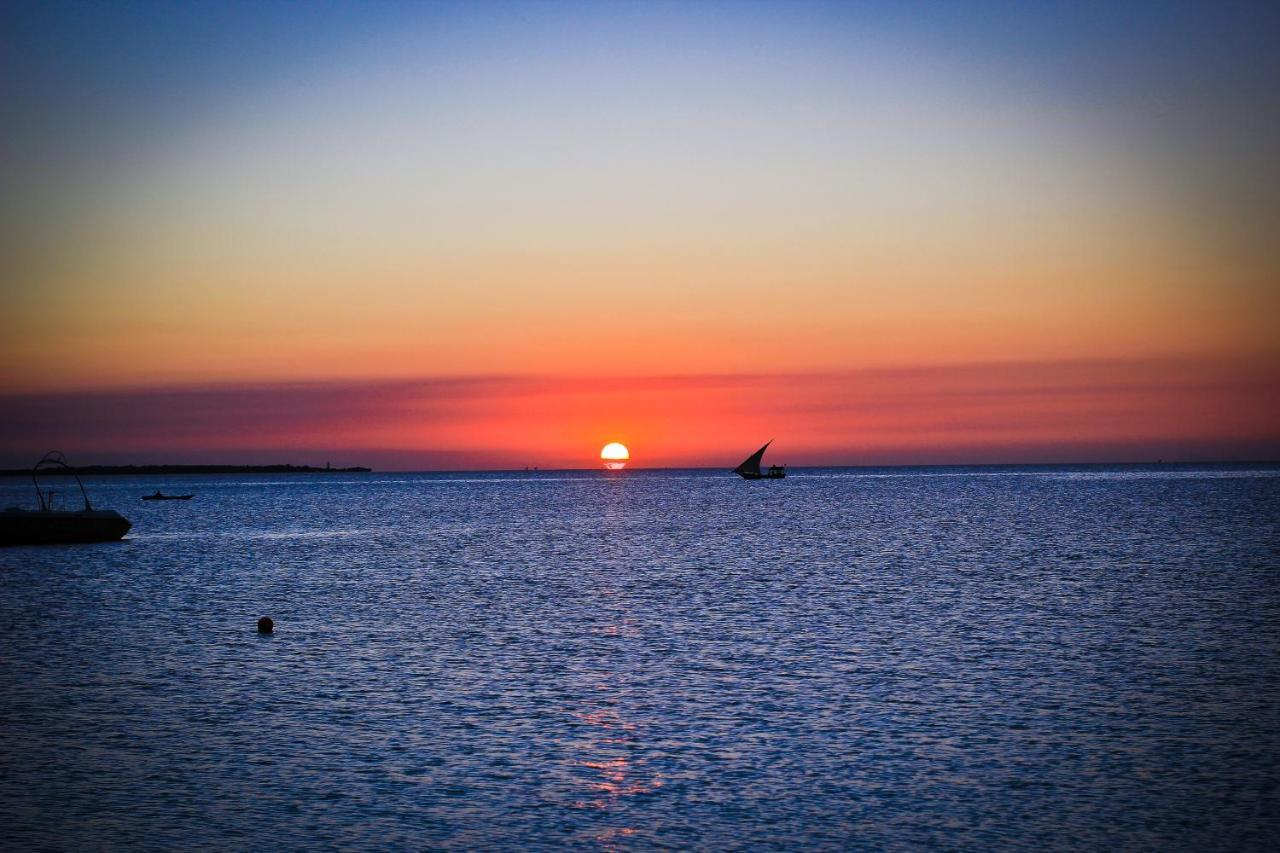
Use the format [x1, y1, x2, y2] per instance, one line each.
[142, 491, 195, 500]
[0, 452, 132, 546]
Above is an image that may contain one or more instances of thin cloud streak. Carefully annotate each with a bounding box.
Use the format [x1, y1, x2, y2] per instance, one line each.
[1, 357, 1276, 470]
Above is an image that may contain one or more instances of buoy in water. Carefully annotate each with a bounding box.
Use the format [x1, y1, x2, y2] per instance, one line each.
[257, 616, 274, 634]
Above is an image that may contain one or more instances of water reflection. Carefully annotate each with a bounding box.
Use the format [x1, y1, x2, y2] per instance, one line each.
[569, 694, 661, 847]
[568, 480, 662, 840]
[564, 599, 663, 844]
[5, 467, 1275, 849]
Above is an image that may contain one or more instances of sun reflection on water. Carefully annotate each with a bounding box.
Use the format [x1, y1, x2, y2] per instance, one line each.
[564, 665, 663, 848]
[570, 705, 663, 806]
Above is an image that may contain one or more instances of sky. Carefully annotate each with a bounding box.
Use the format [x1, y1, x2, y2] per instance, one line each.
[2, 0, 1278, 469]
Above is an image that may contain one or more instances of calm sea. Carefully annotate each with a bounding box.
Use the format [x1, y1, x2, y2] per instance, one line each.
[1, 465, 1278, 850]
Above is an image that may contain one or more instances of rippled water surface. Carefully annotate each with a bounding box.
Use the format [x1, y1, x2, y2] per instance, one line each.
[2, 465, 1278, 850]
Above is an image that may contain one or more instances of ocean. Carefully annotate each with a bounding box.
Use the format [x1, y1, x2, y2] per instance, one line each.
[1, 465, 1278, 850]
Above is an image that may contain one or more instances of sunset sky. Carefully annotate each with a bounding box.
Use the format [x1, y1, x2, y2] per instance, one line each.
[3, 1, 1278, 468]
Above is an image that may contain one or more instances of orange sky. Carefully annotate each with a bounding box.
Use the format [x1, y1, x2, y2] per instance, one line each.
[3, 357, 1276, 469]
[2, 3, 1278, 466]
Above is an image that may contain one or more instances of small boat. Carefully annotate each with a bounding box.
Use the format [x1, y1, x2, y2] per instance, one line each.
[142, 491, 194, 501]
[734, 440, 786, 480]
[0, 452, 132, 546]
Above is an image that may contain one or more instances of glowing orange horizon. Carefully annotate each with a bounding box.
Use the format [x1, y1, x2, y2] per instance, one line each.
[2, 357, 1276, 471]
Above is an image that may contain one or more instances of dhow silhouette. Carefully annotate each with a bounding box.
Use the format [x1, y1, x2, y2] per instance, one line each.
[733, 441, 786, 480]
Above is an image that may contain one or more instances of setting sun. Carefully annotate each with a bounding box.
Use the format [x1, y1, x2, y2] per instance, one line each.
[600, 442, 630, 470]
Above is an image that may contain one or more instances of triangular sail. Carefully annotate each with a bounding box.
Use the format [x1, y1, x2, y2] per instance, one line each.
[733, 440, 772, 476]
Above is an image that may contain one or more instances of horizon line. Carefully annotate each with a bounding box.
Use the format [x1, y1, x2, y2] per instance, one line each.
[4, 458, 1279, 478]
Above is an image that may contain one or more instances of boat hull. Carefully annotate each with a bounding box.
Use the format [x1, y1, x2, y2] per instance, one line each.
[142, 495, 194, 500]
[0, 509, 132, 546]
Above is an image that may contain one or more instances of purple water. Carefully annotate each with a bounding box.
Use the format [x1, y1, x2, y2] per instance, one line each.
[2, 465, 1278, 849]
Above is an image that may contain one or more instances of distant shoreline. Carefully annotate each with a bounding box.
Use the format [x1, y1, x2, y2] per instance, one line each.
[0, 464, 372, 476]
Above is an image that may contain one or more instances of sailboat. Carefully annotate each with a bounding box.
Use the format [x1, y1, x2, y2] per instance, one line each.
[733, 440, 786, 480]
